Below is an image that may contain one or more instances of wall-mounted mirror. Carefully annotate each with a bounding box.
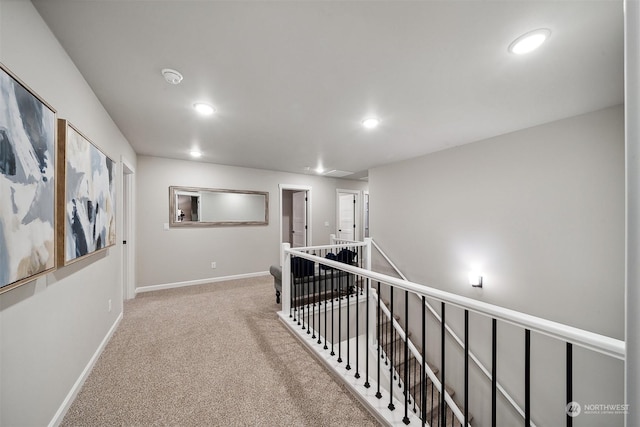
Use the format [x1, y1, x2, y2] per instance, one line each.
[169, 186, 269, 227]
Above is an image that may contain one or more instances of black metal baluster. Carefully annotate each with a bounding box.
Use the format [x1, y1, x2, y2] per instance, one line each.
[566, 342, 573, 427]
[355, 274, 360, 378]
[440, 302, 446, 427]
[422, 296, 426, 427]
[316, 256, 322, 344]
[293, 258, 298, 324]
[301, 262, 306, 330]
[465, 310, 469, 427]
[306, 266, 310, 334]
[413, 357, 417, 413]
[492, 318, 497, 427]
[364, 277, 370, 388]
[525, 329, 531, 426]
[403, 290, 410, 424]
[331, 267, 335, 356]
[311, 259, 316, 339]
[300, 261, 304, 327]
[389, 287, 395, 411]
[376, 281, 382, 399]
[385, 304, 389, 366]
[346, 272, 351, 370]
[296, 263, 299, 324]
[397, 312, 401, 387]
[323, 264, 328, 350]
[338, 268, 343, 363]
[430, 378, 435, 427]
[359, 247, 364, 296]
[289, 255, 293, 318]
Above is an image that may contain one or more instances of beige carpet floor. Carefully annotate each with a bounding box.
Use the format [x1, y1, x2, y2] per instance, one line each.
[61, 275, 380, 426]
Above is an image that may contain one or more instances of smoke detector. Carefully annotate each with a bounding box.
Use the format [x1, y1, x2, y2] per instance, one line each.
[161, 68, 183, 85]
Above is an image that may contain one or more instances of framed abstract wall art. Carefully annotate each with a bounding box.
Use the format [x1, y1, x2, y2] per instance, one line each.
[0, 63, 57, 294]
[57, 120, 116, 266]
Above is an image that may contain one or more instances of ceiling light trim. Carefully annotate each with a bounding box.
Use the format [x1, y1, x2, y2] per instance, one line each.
[362, 117, 380, 129]
[508, 28, 551, 55]
[193, 102, 215, 116]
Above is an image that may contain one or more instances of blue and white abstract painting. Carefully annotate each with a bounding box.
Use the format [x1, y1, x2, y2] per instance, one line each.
[63, 122, 115, 264]
[0, 65, 56, 293]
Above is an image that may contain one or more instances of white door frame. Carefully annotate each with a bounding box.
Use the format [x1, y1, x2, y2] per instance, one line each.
[121, 157, 135, 300]
[336, 188, 361, 241]
[279, 184, 312, 265]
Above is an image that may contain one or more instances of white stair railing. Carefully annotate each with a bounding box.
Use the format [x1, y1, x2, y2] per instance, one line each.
[280, 239, 625, 426]
[370, 239, 536, 425]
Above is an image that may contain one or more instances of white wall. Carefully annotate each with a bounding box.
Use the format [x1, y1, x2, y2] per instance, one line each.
[135, 156, 367, 287]
[369, 106, 625, 426]
[626, 0, 640, 424]
[0, 1, 137, 425]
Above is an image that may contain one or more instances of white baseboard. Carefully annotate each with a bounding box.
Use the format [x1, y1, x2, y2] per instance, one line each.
[48, 312, 123, 427]
[135, 271, 270, 295]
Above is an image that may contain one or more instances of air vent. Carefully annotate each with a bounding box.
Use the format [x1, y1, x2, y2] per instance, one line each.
[323, 170, 354, 178]
[161, 68, 183, 85]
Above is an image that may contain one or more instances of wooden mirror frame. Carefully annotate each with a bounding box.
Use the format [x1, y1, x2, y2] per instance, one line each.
[169, 186, 269, 227]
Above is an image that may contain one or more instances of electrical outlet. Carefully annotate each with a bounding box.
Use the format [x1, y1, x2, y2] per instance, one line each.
[108, 299, 112, 312]
[211, 262, 217, 269]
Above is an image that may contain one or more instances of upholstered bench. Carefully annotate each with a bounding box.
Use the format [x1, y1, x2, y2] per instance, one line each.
[270, 265, 283, 303]
[269, 264, 353, 304]
[270, 249, 358, 304]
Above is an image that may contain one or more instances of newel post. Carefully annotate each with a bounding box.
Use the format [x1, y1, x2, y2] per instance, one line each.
[282, 243, 291, 315]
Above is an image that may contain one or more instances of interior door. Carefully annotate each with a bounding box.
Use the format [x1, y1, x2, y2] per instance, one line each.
[337, 192, 356, 240]
[292, 191, 307, 247]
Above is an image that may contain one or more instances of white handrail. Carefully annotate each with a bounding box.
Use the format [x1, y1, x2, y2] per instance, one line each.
[371, 240, 535, 425]
[284, 248, 625, 360]
[330, 233, 360, 245]
[290, 241, 365, 252]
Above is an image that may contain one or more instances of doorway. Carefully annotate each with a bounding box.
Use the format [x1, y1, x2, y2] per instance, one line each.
[291, 191, 307, 247]
[336, 189, 360, 241]
[280, 185, 312, 257]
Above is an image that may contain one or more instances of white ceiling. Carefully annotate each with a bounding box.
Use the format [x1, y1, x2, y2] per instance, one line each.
[32, 0, 624, 180]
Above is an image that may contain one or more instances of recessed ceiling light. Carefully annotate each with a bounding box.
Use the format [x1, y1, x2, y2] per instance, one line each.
[315, 166, 325, 174]
[508, 29, 551, 55]
[190, 150, 202, 158]
[362, 117, 380, 129]
[161, 68, 183, 85]
[193, 103, 215, 116]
